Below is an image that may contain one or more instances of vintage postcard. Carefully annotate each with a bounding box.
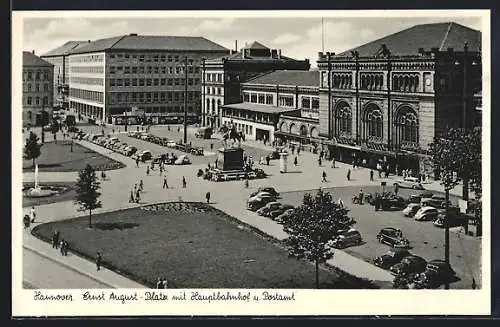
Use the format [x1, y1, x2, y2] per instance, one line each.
[12, 9, 491, 316]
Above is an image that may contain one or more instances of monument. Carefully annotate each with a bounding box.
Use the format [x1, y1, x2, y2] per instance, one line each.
[217, 147, 244, 171]
[23, 164, 66, 198]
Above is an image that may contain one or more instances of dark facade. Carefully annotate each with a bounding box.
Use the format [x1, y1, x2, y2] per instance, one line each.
[202, 41, 310, 129]
[316, 22, 482, 175]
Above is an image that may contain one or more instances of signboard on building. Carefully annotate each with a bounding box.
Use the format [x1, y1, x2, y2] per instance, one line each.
[459, 199, 468, 213]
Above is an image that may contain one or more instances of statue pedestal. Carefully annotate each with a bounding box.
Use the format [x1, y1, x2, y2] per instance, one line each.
[217, 147, 244, 171]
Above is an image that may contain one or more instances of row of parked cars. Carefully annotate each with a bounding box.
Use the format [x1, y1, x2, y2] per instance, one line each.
[128, 131, 204, 156]
[246, 187, 295, 223]
[373, 227, 456, 288]
[401, 192, 466, 227]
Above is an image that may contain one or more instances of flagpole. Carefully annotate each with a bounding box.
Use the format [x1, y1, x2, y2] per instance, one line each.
[321, 17, 325, 53]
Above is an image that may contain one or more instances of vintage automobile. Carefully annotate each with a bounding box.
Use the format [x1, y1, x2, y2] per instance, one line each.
[433, 207, 467, 228]
[421, 195, 451, 208]
[393, 177, 424, 190]
[247, 194, 277, 211]
[414, 206, 439, 221]
[256, 202, 282, 216]
[374, 248, 412, 269]
[328, 228, 362, 249]
[407, 191, 434, 204]
[275, 208, 294, 223]
[174, 155, 191, 165]
[389, 255, 427, 276]
[250, 187, 280, 198]
[402, 203, 422, 217]
[376, 227, 410, 248]
[132, 150, 152, 162]
[373, 194, 407, 211]
[125, 146, 137, 156]
[415, 260, 456, 288]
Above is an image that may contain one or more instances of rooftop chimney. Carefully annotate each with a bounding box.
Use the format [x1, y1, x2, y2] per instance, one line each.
[235, 40, 238, 52]
[32, 50, 35, 54]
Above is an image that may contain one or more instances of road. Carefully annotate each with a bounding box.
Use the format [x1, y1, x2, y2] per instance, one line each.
[23, 248, 111, 289]
[278, 185, 481, 289]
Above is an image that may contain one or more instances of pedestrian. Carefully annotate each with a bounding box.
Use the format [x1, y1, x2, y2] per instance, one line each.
[322, 171, 327, 183]
[146, 166, 150, 176]
[139, 179, 144, 191]
[101, 170, 107, 180]
[133, 184, 137, 193]
[472, 278, 477, 289]
[59, 239, 65, 256]
[347, 169, 351, 181]
[352, 158, 356, 169]
[163, 177, 169, 189]
[331, 157, 335, 168]
[23, 215, 31, 230]
[159, 165, 163, 176]
[151, 161, 155, 171]
[30, 206, 36, 223]
[162, 277, 168, 289]
[291, 147, 295, 155]
[96, 252, 102, 271]
[320, 150, 324, 159]
[318, 157, 322, 166]
[394, 183, 399, 195]
[177, 127, 180, 132]
[136, 158, 140, 168]
[378, 169, 382, 179]
[297, 147, 301, 155]
[338, 198, 345, 207]
[266, 155, 270, 166]
[210, 143, 214, 151]
[206, 191, 211, 204]
[215, 158, 218, 168]
[52, 230, 60, 249]
[370, 169, 374, 181]
[182, 176, 187, 188]
[63, 240, 69, 256]
[112, 128, 115, 134]
[294, 156, 298, 166]
[157, 277, 164, 289]
[129, 190, 135, 203]
[244, 179, 249, 188]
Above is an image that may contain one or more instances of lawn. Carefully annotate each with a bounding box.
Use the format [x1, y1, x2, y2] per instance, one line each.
[23, 140, 125, 172]
[22, 181, 76, 207]
[31, 202, 374, 289]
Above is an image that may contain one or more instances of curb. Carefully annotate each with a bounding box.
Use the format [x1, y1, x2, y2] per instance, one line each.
[23, 244, 125, 289]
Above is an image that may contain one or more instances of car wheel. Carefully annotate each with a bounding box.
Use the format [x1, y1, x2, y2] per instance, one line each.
[412, 185, 418, 190]
[393, 183, 398, 187]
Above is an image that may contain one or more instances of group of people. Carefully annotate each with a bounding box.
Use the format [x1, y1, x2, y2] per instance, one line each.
[23, 206, 37, 229]
[129, 180, 144, 203]
[156, 276, 168, 289]
[51, 230, 70, 256]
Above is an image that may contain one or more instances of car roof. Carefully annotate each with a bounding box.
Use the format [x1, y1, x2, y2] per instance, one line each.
[382, 227, 397, 232]
[420, 206, 437, 211]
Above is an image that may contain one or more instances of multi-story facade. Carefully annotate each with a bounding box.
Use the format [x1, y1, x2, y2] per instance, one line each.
[202, 41, 310, 129]
[41, 41, 90, 109]
[221, 70, 319, 143]
[63, 34, 229, 124]
[316, 22, 482, 174]
[22, 51, 54, 127]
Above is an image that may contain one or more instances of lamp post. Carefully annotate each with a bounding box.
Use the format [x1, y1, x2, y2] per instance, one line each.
[183, 56, 188, 144]
[202, 57, 206, 127]
[41, 103, 46, 143]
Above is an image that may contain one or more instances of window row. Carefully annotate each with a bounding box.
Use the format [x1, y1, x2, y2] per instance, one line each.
[69, 88, 104, 103]
[23, 70, 51, 81]
[109, 53, 195, 65]
[300, 96, 319, 110]
[70, 77, 104, 86]
[278, 95, 294, 108]
[332, 73, 353, 89]
[109, 77, 199, 87]
[205, 73, 224, 83]
[108, 91, 198, 105]
[109, 65, 200, 75]
[206, 86, 223, 95]
[25, 96, 49, 106]
[243, 92, 274, 105]
[70, 66, 105, 74]
[360, 73, 385, 91]
[24, 83, 51, 92]
[392, 74, 420, 93]
[70, 54, 104, 63]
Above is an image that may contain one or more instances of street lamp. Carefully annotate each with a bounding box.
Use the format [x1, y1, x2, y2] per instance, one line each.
[41, 103, 46, 143]
[183, 56, 188, 144]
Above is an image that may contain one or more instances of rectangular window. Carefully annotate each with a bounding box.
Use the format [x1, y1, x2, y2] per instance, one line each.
[160, 55, 166, 62]
[153, 92, 159, 101]
[195, 78, 200, 85]
[110, 66, 116, 74]
[132, 93, 137, 102]
[139, 66, 145, 74]
[160, 92, 166, 101]
[124, 66, 130, 74]
[124, 79, 130, 86]
[279, 95, 294, 107]
[175, 78, 180, 85]
[188, 66, 194, 73]
[147, 66, 153, 74]
[175, 67, 180, 74]
[117, 93, 122, 103]
[161, 78, 166, 85]
[169, 67, 174, 74]
[194, 67, 200, 73]
[258, 94, 265, 104]
[301, 97, 311, 109]
[167, 78, 173, 86]
[132, 66, 138, 74]
[265, 94, 273, 104]
[312, 98, 319, 109]
[125, 54, 130, 59]
[139, 79, 145, 86]
[110, 54, 115, 59]
[117, 54, 123, 59]
[153, 78, 159, 86]
[154, 55, 159, 62]
[174, 56, 179, 62]
[243, 93, 250, 102]
[146, 79, 152, 86]
[168, 56, 172, 62]
[117, 66, 123, 71]
[132, 78, 137, 86]
[174, 93, 179, 101]
[250, 93, 257, 103]
[116, 79, 123, 86]
[161, 66, 166, 74]
[167, 93, 173, 102]
[154, 66, 159, 74]
[188, 79, 193, 85]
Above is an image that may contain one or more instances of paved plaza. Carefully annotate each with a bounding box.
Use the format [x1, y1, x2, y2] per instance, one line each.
[22, 123, 479, 289]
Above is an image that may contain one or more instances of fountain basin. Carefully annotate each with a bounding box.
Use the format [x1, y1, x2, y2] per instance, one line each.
[22, 185, 68, 198]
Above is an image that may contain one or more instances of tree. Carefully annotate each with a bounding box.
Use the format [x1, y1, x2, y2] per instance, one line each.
[24, 131, 42, 168]
[429, 127, 482, 288]
[282, 189, 353, 288]
[74, 164, 102, 228]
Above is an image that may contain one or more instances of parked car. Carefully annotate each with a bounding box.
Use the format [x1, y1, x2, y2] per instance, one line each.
[166, 141, 177, 148]
[247, 195, 276, 211]
[402, 203, 422, 217]
[393, 177, 424, 190]
[132, 150, 152, 162]
[374, 248, 411, 269]
[373, 194, 407, 210]
[174, 155, 191, 165]
[279, 204, 294, 211]
[376, 227, 410, 248]
[416, 260, 456, 288]
[275, 208, 294, 223]
[250, 187, 280, 198]
[256, 202, 281, 216]
[414, 206, 439, 221]
[268, 150, 281, 160]
[389, 255, 427, 276]
[125, 146, 137, 156]
[269, 208, 286, 219]
[421, 195, 451, 208]
[139, 133, 150, 140]
[433, 207, 467, 228]
[329, 228, 362, 249]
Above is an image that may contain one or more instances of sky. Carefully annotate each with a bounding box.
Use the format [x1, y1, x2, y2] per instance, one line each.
[22, 14, 483, 68]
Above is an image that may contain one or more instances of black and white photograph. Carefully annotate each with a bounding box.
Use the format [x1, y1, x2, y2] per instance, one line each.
[12, 10, 490, 316]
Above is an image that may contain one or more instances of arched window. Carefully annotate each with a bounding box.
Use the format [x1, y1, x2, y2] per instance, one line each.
[289, 123, 298, 134]
[279, 122, 288, 132]
[361, 76, 366, 89]
[35, 97, 40, 105]
[397, 107, 418, 144]
[364, 104, 383, 139]
[27, 111, 32, 121]
[335, 103, 352, 136]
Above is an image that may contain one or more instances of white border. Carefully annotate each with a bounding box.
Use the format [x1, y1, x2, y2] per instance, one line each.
[12, 10, 491, 316]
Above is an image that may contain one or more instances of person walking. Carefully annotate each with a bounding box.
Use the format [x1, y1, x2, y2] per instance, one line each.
[135, 190, 141, 203]
[96, 252, 102, 271]
[294, 156, 298, 166]
[52, 230, 60, 249]
[63, 240, 69, 256]
[136, 158, 140, 168]
[394, 183, 399, 196]
[244, 179, 249, 188]
[146, 166, 150, 176]
[330, 157, 335, 168]
[182, 176, 187, 188]
[206, 191, 211, 204]
[159, 164, 164, 176]
[322, 171, 327, 183]
[163, 177, 169, 189]
[297, 147, 301, 155]
[162, 277, 168, 289]
[210, 143, 214, 151]
[338, 198, 345, 207]
[266, 155, 270, 166]
[318, 157, 322, 167]
[370, 169, 374, 181]
[129, 190, 135, 203]
[59, 239, 65, 256]
[347, 169, 351, 181]
[157, 277, 164, 289]
[139, 179, 144, 191]
[215, 158, 218, 168]
[30, 206, 36, 223]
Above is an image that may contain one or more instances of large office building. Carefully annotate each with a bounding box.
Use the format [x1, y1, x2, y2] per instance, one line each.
[60, 34, 229, 124]
[41, 40, 90, 109]
[316, 22, 482, 174]
[22, 51, 54, 127]
[221, 70, 319, 143]
[202, 41, 310, 129]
